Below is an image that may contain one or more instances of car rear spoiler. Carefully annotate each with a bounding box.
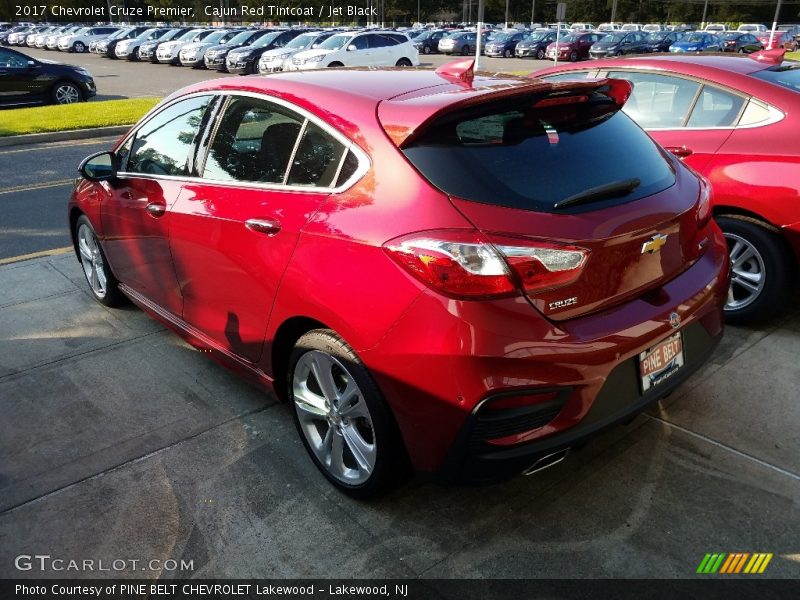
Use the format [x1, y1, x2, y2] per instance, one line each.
[749, 47, 786, 65]
[378, 61, 632, 147]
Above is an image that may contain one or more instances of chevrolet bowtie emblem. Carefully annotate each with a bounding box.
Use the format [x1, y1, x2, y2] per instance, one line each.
[642, 234, 668, 254]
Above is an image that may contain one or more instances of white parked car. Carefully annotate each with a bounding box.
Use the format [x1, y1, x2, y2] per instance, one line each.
[737, 24, 767, 33]
[58, 26, 118, 53]
[704, 23, 729, 33]
[570, 23, 594, 32]
[597, 23, 622, 32]
[179, 29, 240, 67]
[642, 24, 663, 33]
[156, 29, 214, 65]
[258, 30, 337, 74]
[287, 31, 419, 70]
[621, 23, 644, 31]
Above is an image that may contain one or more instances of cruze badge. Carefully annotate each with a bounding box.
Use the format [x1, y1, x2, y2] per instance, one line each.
[641, 234, 668, 254]
[549, 296, 578, 310]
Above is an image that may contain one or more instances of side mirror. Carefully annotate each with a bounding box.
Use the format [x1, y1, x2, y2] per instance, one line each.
[347, 44, 357, 51]
[79, 151, 117, 182]
[27, 60, 37, 68]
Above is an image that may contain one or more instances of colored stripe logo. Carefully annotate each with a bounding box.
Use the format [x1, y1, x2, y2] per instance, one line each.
[697, 553, 773, 574]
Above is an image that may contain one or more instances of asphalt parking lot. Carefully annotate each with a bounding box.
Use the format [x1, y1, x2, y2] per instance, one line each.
[19, 47, 545, 100]
[0, 247, 798, 578]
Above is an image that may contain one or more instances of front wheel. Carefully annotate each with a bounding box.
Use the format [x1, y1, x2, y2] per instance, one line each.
[569, 50, 579, 62]
[52, 81, 82, 104]
[72, 41, 86, 53]
[75, 216, 126, 307]
[422, 44, 432, 54]
[461, 45, 471, 55]
[717, 216, 794, 324]
[504, 48, 513, 58]
[395, 57, 412, 67]
[536, 48, 545, 59]
[288, 329, 405, 497]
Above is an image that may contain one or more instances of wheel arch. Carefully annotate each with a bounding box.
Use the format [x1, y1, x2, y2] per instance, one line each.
[270, 316, 330, 402]
[714, 207, 800, 272]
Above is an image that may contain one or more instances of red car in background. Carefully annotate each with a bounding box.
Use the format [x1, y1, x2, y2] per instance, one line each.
[535, 50, 800, 323]
[545, 32, 603, 61]
[757, 30, 798, 50]
[69, 61, 728, 496]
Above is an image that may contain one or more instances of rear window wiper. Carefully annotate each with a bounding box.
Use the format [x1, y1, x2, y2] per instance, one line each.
[553, 178, 641, 210]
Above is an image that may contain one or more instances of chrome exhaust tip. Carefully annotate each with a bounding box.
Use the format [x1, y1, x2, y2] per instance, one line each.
[522, 448, 570, 476]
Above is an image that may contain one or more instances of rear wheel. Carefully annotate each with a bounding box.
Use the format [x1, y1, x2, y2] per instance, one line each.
[461, 45, 471, 55]
[423, 44, 432, 54]
[536, 48, 545, 59]
[288, 329, 405, 497]
[717, 216, 794, 324]
[75, 216, 126, 307]
[504, 48, 513, 58]
[569, 49, 579, 62]
[395, 57, 412, 67]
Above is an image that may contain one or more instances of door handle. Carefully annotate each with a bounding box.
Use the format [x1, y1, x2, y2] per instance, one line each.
[665, 146, 693, 158]
[245, 218, 281, 236]
[145, 203, 166, 217]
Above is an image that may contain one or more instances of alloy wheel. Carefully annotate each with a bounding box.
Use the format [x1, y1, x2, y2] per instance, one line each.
[725, 232, 766, 311]
[55, 83, 81, 104]
[292, 350, 377, 485]
[77, 223, 107, 298]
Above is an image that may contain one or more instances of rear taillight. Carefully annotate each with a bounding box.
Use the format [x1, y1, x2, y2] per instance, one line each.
[384, 230, 588, 300]
[697, 175, 712, 227]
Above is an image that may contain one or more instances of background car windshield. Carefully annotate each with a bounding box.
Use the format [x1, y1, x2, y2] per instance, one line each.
[286, 33, 316, 48]
[527, 32, 548, 41]
[494, 33, 514, 42]
[318, 34, 350, 50]
[685, 33, 705, 42]
[72, 28, 89, 35]
[226, 30, 255, 45]
[558, 34, 579, 43]
[402, 93, 675, 213]
[647, 32, 668, 41]
[202, 30, 230, 45]
[721, 33, 740, 40]
[249, 31, 281, 47]
[751, 64, 800, 92]
[601, 33, 625, 42]
[178, 30, 200, 41]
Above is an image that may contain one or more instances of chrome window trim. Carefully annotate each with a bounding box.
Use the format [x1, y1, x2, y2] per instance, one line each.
[114, 89, 371, 194]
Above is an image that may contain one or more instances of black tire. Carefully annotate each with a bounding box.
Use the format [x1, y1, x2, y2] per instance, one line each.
[504, 48, 513, 58]
[716, 215, 795, 324]
[461, 45, 471, 55]
[72, 41, 85, 53]
[423, 44, 432, 54]
[51, 80, 83, 104]
[288, 329, 406, 498]
[395, 57, 412, 67]
[536, 48, 545, 59]
[74, 215, 126, 307]
[569, 50, 579, 62]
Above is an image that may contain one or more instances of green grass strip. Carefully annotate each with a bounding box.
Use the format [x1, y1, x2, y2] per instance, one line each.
[0, 97, 161, 137]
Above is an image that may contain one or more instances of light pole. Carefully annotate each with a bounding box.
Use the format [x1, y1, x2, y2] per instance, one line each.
[505, 0, 510, 29]
[418, 0, 420, 24]
[476, 0, 484, 70]
[611, 0, 618, 24]
[769, 0, 784, 48]
[700, 0, 709, 30]
[530, 0, 535, 28]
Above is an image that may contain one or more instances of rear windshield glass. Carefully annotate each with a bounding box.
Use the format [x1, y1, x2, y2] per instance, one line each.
[750, 63, 800, 93]
[402, 91, 675, 213]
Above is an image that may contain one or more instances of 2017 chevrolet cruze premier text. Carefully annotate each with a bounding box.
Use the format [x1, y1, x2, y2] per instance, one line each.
[69, 61, 729, 497]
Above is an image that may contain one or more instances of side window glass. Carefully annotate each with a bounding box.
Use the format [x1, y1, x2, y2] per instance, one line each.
[368, 35, 387, 48]
[0, 49, 26, 68]
[606, 71, 701, 128]
[287, 121, 348, 188]
[335, 151, 359, 187]
[203, 96, 304, 184]
[687, 86, 746, 127]
[127, 95, 211, 176]
[738, 98, 773, 126]
[351, 35, 369, 50]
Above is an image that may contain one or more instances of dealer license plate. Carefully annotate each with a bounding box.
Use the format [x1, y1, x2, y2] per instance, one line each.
[639, 331, 684, 392]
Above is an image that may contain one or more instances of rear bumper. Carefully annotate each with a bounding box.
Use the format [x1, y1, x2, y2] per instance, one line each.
[360, 225, 729, 479]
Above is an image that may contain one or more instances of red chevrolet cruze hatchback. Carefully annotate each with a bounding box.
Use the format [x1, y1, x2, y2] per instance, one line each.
[69, 61, 729, 496]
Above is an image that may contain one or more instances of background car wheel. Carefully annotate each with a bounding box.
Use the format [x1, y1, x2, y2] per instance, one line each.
[395, 57, 412, 67]
[536, 48, 545, 59]
[504, 48, 513, 57]
[72, 41, 85, 53]
[423, 45, 432, 54]
[52, 81, 82, 104]
[288, 329, 406, 498]
[569, 50, 579, 62]
[74, 216, 126, 307]
[461, 45, 471, 55]
[327, 61, 344, 68]
[716, 216, 794, 324]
